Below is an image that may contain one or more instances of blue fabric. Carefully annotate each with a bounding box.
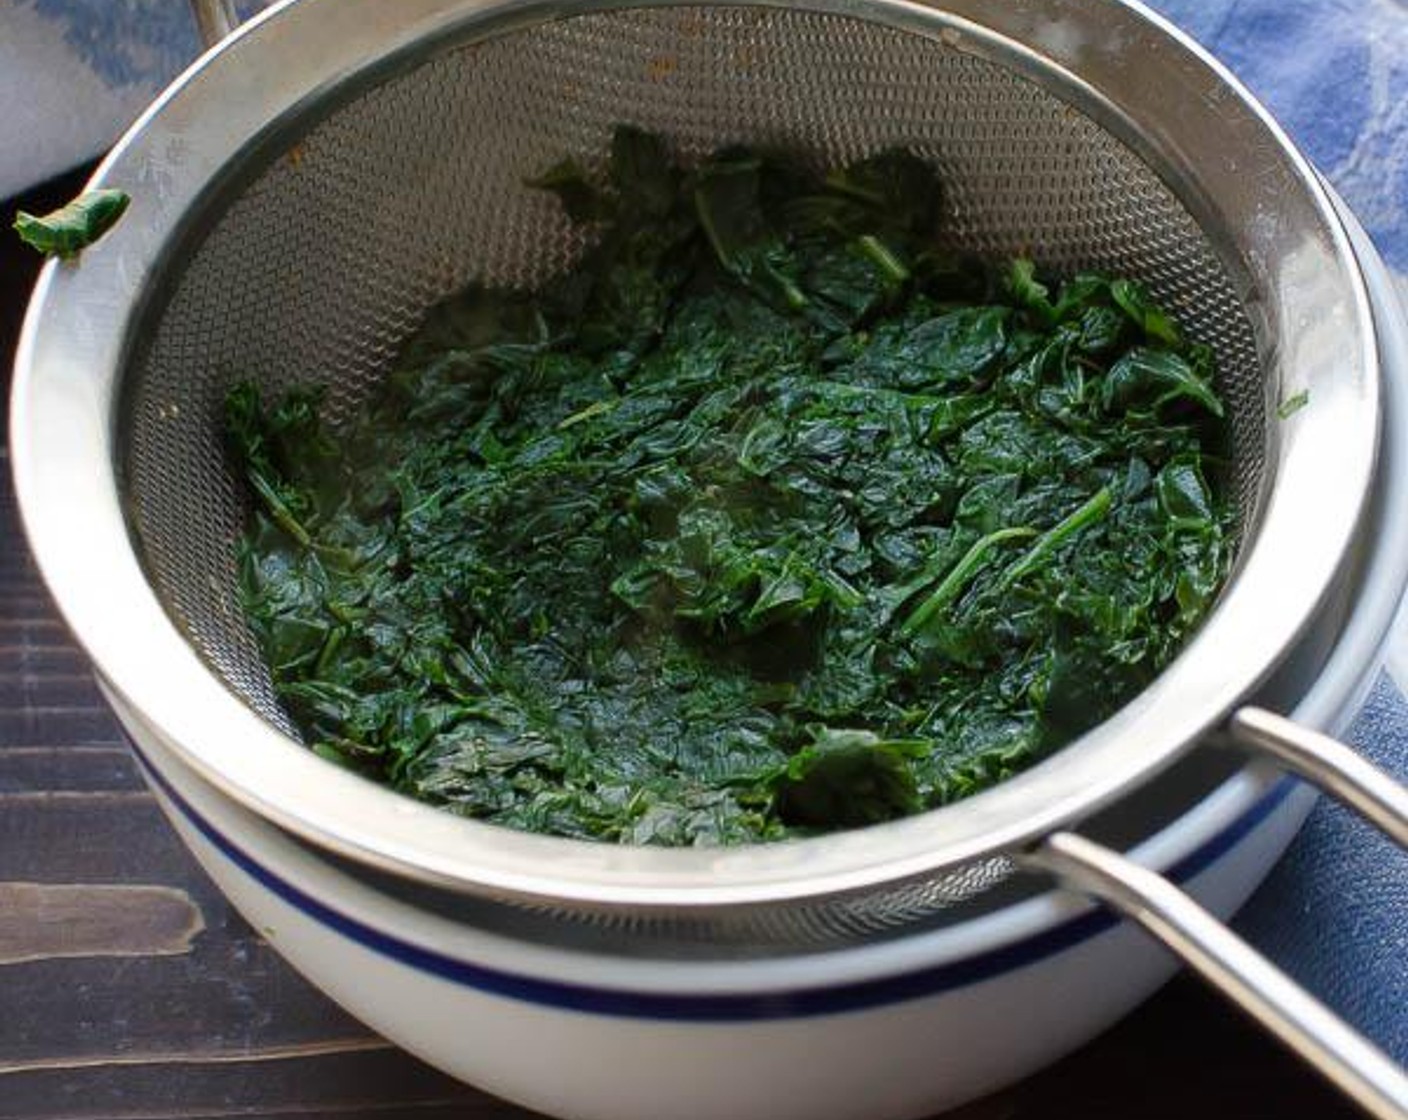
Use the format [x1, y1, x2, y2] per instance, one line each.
[1148, 0, 1408, 274]
[1234, 675, 1408, 1061]
[24, 0, 205, 88]
[21, 0, 268, 83]
[0, 1, 275, 198]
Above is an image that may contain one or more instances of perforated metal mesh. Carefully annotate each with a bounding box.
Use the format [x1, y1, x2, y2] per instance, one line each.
[123, 6, 1264, 946]
[383, 852, 1027, 953]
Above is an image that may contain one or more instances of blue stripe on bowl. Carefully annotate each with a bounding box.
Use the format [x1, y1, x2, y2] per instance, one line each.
[127, 735, 1294, 1022]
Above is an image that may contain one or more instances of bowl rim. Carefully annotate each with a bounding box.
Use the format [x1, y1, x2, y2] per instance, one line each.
[102, 197, 1408, 1006]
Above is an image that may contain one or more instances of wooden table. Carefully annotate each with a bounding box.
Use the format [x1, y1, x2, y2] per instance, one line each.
[0, 167, 1356, 1120]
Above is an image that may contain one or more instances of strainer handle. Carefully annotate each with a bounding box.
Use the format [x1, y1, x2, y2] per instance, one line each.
[1230, 707, 1408, 844]
[1028, 832, 1408, 1120]
[190, 0, 242, 49]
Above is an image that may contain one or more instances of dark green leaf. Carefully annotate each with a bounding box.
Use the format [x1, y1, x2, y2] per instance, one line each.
[225, 129, 1232, 846]
[14, 188, 130, 258]
[775, 728, 924, 829]
[529, 159, 611, 223]
[1110, 278, 1183, 346]
[1102, 347, 1225, 418]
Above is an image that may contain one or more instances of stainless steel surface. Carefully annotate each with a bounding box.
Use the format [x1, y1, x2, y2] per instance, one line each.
[1029, 832, 1408, 1120]
[1231, 708, 1408, 845]
[8, 0, 1380, 925]
[190, 0, 241, 48]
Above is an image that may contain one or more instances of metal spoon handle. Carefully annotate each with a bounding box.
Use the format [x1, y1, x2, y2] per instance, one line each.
[1231, 706, 1408, 844]
[1028, 832, 1408, 1120]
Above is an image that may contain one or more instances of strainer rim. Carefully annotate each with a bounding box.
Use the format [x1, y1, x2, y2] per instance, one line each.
[10, 0, 1380, 910]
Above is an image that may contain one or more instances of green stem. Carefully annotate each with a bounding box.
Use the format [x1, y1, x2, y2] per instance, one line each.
[856, 235, 910, 284]
[248, 471, 312, 548]
[996, 487, 1113, 593]
[249, 472, 361, 569]
[314, 625, 346, 677]
[558, 398, 619, 430]
[763, 262, 809, 310]
[900, 527, 1037, 636]
[694, 184, 732, 266]
[822, 173, 884, 206]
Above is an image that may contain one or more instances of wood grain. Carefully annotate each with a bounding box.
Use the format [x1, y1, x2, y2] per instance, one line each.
[0, 747, 144, 793]
[0, 882, 205, 964]
[0, 1045, 485, 1120]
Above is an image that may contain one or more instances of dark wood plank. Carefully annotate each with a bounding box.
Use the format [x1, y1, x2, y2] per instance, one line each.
[0, 1044, 491, 1120]
[0, 672, 105, 708]
[0, 747, 143, 793]
[0, 796, 204, 882]
[0, 646, 94, 676]
[0, 974, 1353, 1120]
[0, 617, 80, 638]
[0, 594, 62, 615]
[1, 900, 377, 1065]
[0, 706, 124, 746]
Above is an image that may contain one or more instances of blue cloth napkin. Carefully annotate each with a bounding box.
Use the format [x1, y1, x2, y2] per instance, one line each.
[1234, 675, 1408, 1061]
[0, 1, 272, 198]
[1148, 0, 1408, 275]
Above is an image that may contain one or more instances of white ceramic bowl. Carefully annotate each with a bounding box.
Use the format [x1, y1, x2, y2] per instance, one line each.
[93, 203, 1408, 1120]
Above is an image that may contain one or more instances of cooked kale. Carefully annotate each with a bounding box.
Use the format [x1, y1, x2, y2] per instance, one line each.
[13, 188, 130, 259]
[226, 127, 1232, 845]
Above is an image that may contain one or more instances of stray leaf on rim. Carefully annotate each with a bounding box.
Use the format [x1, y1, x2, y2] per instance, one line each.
[14, 188, 131, 260]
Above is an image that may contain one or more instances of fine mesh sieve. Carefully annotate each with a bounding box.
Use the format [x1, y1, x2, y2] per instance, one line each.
[126, 6, 1265, 748]
[13, 0, 1408, 1111]
[121, 2, 1267, 943]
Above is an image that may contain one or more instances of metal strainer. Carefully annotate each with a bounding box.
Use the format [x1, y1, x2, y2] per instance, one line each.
[11, 0, 1408, 1113]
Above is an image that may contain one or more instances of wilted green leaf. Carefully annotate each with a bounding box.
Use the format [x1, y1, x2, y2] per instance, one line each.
[226, 127, 1232, 845]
